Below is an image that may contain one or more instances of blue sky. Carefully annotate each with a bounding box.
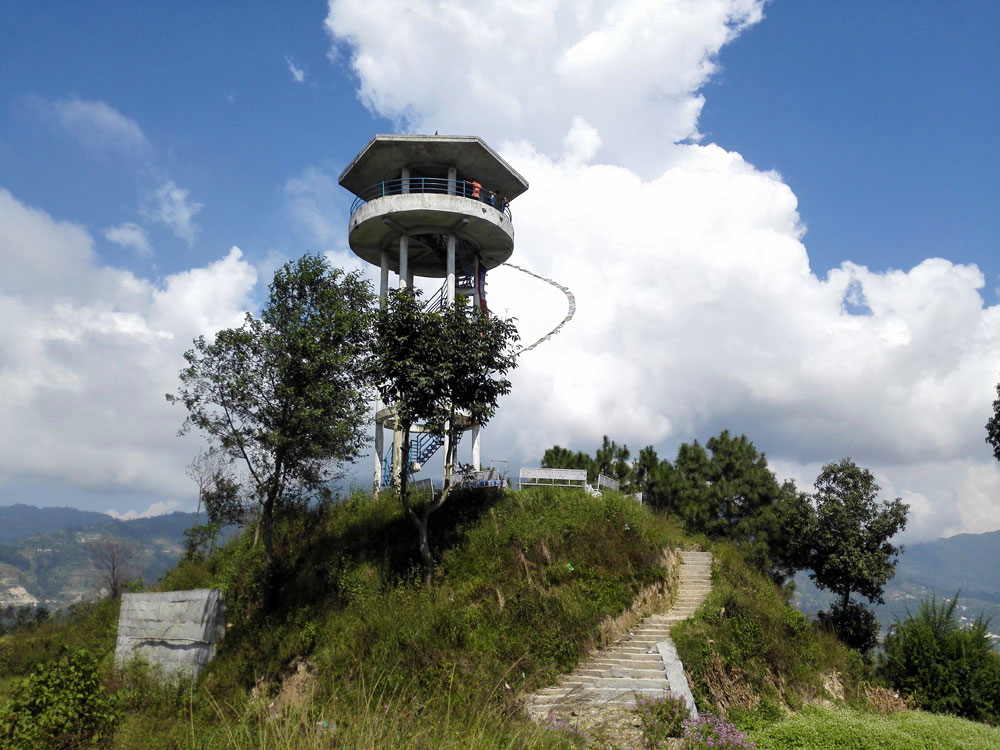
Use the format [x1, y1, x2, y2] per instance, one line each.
[700, 1, 999, 290]
[1, 1, 998, 539]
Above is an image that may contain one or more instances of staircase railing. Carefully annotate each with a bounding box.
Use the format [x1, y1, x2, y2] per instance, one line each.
[381, 430, 463, 488]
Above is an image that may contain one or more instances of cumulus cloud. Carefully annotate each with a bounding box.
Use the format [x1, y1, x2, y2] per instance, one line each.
[30, 96, 151, 157]
[104, 222, 152, 256]
[141, 180, 203, 244]
[286, 56, 306, 83]
[326, 0, 1000, 539]
[0, 188, 257, 508]
[326, 0, 764, 174]
[284, 166, 344, 249]
[106, 500, 184, 520]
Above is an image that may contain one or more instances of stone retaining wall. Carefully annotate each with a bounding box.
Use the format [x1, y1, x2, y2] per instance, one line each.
[115, 589, 225, 681]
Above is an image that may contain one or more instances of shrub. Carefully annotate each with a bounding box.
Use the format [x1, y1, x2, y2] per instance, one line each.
[816, 599, 879, 657]
[880, 593, 1000, 725]
[684, 712, 756, 749]
[634, 692, 689, 745]
[0, 647, 120, 749]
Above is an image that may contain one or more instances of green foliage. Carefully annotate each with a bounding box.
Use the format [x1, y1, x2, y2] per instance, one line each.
[546, 431, 810, 583]
[0, 647, 120, 749]
[182, 521, 223, 561]
[673, 543, 859, 714]
[543, 436, 634, 488]
[750, 705, 1000, 749]
[633, 693, 689, 745]
[369, 288, 519, 580]
[0, 598, 119, 679]
[880, 593, 1000, 725]
[816, 599, 880, 658]
[804, 458, 909, 608]
[987, 377, 1000, 462]
[136, 486, 679, 746]
[167, 254, 374, 570]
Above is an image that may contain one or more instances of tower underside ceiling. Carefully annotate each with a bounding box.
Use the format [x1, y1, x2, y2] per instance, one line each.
[339, 135, 528, 200]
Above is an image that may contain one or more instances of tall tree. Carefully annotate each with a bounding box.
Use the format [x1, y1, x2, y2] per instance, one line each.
[541, 436, 635, 488]
[805, 458, 909, 609]
[370, 289, 518, 584]
[185, 446, 225, 527]
[167, 255, 374, 577]
[986, 379, 1000, 462]
[593, 436, 634, 489]
[541, 445, 594, 478]
[86, 538, 138, 598]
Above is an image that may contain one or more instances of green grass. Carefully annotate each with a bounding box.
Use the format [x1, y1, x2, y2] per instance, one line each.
[751, 705, 1000, 749]
[3, 486, 684, 748]
[7, 487, 998, 748]
[672, 542, 862, 714]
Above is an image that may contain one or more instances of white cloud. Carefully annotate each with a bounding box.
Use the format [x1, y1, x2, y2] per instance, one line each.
[326, 0, 764, 174]
[326, 0, 1000, 539]
[0, 188, 257, 509]
[284, 166, 348, 250]
[286, 56, 306, 83]
[31, 96, 151, 157]
[141, 180, 203, 244]
[104, 222, 152, 256]
[106, 500, 184, 520]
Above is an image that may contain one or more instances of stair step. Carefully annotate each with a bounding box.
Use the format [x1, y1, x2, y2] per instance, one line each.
[527, 551, 713, 716]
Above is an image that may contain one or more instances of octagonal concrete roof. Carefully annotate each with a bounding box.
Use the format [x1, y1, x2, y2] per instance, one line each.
[339, 134, 529, 200]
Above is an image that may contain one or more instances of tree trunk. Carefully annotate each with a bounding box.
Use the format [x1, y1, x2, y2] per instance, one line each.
[417, 513, 434, 586]
[262, 497, 274, 568]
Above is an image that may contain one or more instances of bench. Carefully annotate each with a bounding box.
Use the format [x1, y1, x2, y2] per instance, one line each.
[518, 467, 588, 490]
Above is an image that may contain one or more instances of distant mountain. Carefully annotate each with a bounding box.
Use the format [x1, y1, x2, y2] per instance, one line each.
[0, 504, 113, 544]
[793, 529, 1000, 636]
[0, 505, 201, 608]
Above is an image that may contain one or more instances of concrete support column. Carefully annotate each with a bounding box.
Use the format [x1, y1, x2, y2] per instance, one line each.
[379, 250, 389, 303]
[373, 413, 384, 493]
[391, 421, 402, 491]
[471, 424, 481, 470]
[473, 254, 482, 309]
[373, 249, 390, 493]
[446, 234, 456, 304]
[401, 166, 410, 194]
[406, 266, 414, 289]
[398, 234, 409, 289]
[442, 431, 451, 487]
[447, 166, 457, 195]
[470, 253, 483, 471]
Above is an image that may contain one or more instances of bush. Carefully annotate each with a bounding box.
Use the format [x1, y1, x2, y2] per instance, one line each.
[0, 646, 120, 749]
[634, 693, 689, 745]
[880, 593, 1000, 725]
[816, 599, 879, 657]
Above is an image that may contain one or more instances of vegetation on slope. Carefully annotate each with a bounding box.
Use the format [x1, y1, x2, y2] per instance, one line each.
[672, 542, 862, 722]
[751, 705, 1000, 749]
[2, 486, 684, 748]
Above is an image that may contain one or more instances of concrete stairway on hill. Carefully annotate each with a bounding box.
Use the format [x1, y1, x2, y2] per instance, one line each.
[526, 550, 713, 718]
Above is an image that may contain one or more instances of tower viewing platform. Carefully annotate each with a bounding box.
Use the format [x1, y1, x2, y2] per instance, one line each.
[339, 135, 528, 279]
[339, 134, 528, 491]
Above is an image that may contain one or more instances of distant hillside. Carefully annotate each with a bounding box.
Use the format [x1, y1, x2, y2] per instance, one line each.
[0, 504, 113, 544]
[0, 506, 200, 608]
[793, 529, 1000, 635]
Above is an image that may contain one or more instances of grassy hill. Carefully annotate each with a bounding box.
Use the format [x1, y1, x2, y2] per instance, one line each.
[1, 488, 998, 749]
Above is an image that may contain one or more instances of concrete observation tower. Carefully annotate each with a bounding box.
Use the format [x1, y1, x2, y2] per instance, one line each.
[339, 135, 529, 492]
